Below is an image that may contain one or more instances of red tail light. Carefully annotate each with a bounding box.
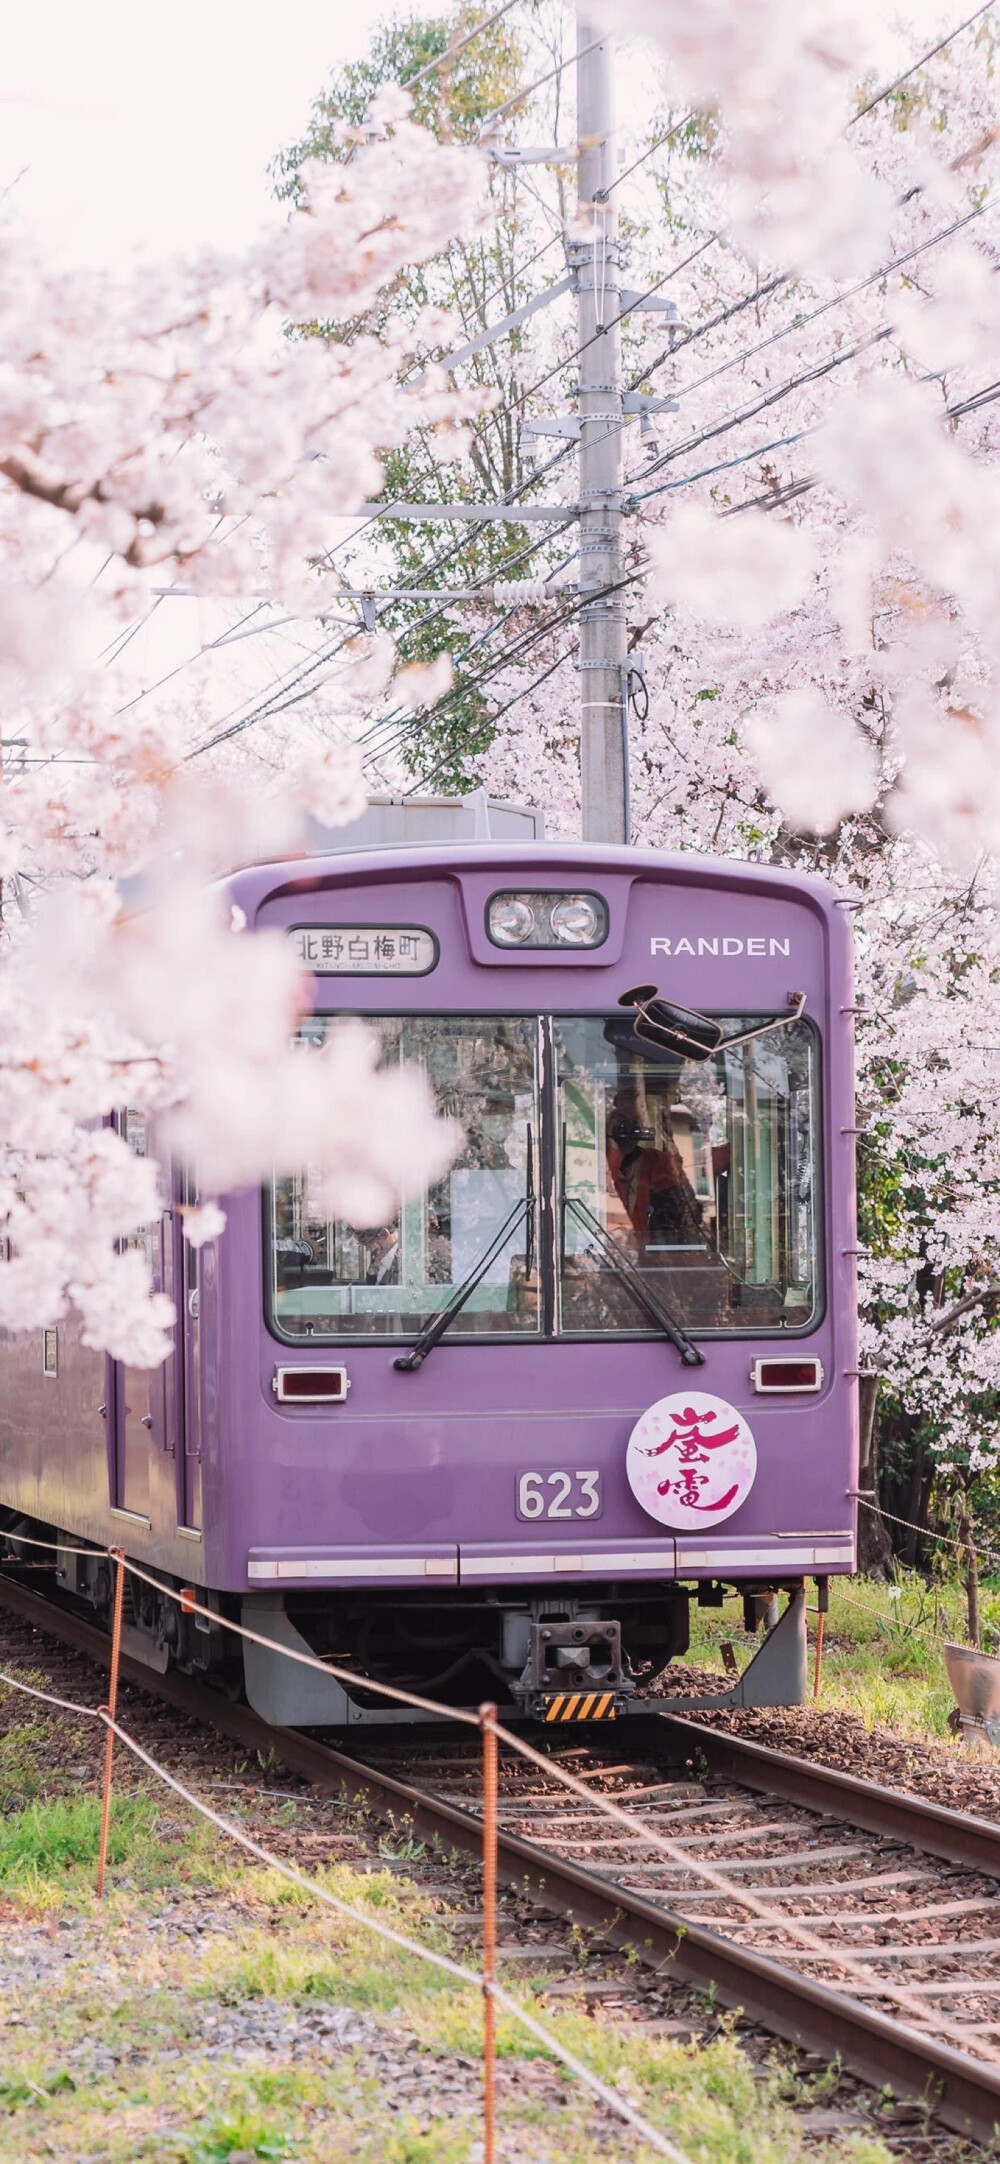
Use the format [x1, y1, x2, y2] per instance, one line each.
[751, 1358, 823, 1393]
[272, 1366, 351, 1405]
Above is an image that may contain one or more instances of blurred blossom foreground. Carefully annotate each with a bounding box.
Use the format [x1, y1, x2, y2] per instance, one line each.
[0, 91, 485, 1363]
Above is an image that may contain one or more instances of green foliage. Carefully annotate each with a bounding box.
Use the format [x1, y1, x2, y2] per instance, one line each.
[0, 1792, 156, 1882]
[271, 7, 525, 189]
[689, 1572, 1000, 1737]
[186, 2120, 293, 2163]
[271, 5, 571, 792]
[0, 2068, 75, 2112]
[0, 1716, 57, 1809]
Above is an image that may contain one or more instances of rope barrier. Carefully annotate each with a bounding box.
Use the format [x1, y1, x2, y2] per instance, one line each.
[2, 1541, 996, 2055]
[835, 1582, 947, 1649]
[63, 1553, 1000, 2043]
[852, 1494, 1000, 1577]
[0, 1528, 106, 1558]
[0, 1657, 686, 2163]
[121, 1555, 482, 1727]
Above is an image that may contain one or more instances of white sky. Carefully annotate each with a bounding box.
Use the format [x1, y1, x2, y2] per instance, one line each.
[2, 0, 954, 268]
[1, 0, 440, 265]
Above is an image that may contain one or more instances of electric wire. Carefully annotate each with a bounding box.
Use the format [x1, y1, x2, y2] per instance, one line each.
[698, 366, 1000, 521]
[629, 325, 893, 499]
[607, 116, 695, 198]
[655, 203, 987, 428]
[404, 640, 575, 792]
[401, 0, 521, 94]
[361, 584, 584, 769]
[392, 561, 649, 777]
[96, 11, 1000, 770]
[358, 540, 580, 759]
[191, 464, 580, 762]
[475, 37, 601, 140]
[849, 2, 995, 125]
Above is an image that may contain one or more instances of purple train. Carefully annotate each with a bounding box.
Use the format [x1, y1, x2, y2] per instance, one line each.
[0, 798, 859, 1726]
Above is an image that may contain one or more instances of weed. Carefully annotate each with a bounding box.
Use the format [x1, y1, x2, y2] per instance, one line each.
[378, 1833, 427, 1864]
[0, 1718, 58, 1810]
[186, 2115, 294, 2161]
[0, 2068, 75, 2111]
[0, 1793, 155, 1882]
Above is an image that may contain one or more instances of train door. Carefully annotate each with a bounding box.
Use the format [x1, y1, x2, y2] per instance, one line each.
[111, 1110, 167, 1523]
[180, 1169, 203, 1532]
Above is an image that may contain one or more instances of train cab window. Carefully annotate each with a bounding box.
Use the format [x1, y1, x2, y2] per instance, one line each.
[269, 1016, 540, 1342]
[555, 1014, 819, 1336]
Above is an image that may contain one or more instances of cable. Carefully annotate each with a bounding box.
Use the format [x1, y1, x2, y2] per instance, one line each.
[404, 641, 575, 792]
[701, 362, 1000, 521]
[475, 37, 601, 140]
[850, 2, 995, 125]
[189, 431, 583, 758]
[401, 0, 521, 94]
[661, 203, 986, 424]
[607, 117, 694, 197]
[628, 326, 892, 500]
[390, 560, 649, 780]
[628, 266, 785, 393]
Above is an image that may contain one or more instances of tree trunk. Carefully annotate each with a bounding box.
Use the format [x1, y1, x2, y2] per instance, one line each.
[902, 1437, 927, 1567]
[960, 1510, 981, 1649]
[856, 1374, 893, 1577]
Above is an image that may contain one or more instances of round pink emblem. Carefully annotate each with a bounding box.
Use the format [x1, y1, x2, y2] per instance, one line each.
[626, 1391, 757, 1529]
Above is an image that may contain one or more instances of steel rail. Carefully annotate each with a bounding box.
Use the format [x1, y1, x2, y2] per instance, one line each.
[654, 1715, 1000, 1879]
[1, 1572, 998, 2144]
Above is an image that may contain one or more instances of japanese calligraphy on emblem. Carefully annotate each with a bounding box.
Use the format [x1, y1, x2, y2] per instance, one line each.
[626, 1391, 757, 1528]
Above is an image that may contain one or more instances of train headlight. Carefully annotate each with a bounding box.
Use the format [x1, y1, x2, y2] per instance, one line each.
[486, 891, 608, 950]
[488, 894, 537, 945]
[550, 893, 603, 946]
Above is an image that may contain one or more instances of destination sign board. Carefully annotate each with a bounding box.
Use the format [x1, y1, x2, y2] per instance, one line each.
[289, 926, 437, 975]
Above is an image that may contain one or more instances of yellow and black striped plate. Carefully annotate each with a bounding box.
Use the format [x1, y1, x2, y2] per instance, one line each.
[541, 1690, 617, 1722]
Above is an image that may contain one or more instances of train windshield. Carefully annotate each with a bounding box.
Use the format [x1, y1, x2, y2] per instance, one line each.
[556, 1015, 819, 1335]
[269, 1016, 540, 1342]
[268, 1010, 819, 1344]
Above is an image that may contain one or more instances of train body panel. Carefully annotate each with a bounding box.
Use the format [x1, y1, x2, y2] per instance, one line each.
[0, 825, 858, 1716]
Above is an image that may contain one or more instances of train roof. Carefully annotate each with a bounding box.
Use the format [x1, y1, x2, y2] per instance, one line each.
[220, 791, 846, 933]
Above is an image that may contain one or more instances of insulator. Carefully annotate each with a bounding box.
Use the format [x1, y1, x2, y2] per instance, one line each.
[492, 577, 549, 609]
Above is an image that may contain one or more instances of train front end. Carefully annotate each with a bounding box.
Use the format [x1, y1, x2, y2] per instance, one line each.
[216, 829, 857, 1727]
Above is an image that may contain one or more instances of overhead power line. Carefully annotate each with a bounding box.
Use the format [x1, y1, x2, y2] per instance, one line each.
[625, 199, 988, 483]
[475, 36, 601, 138]
[401, 0, 521, 93]
[850, 2, 994, 125]
[405, 642, 576, 793]
[702, 364, 1000, 521]
[630, 326, 893, 497]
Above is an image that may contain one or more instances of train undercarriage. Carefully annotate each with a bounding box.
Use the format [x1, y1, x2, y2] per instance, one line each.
[1, 1508, 810, 1725]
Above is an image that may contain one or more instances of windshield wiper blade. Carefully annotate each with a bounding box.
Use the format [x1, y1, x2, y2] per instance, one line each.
[394, 1196, 530, 1372]
[564, 1193, 705, 1368]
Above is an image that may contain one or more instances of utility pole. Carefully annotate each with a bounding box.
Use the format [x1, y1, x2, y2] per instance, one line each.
[574, 13, 628, 845]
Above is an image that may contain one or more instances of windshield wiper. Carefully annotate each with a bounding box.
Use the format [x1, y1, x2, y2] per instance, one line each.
[394, 1195, 530, 1372]
[563, 1193, 705, 1368]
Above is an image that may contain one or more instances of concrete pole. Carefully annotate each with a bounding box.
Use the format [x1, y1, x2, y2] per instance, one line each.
[575, 12, 629, 844]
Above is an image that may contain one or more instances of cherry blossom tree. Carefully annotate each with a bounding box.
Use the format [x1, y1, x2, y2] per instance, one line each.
[0, 88, 490, 1359]
[467, 6, 1000, 1532]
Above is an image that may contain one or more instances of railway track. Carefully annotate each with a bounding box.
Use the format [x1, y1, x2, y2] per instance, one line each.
[1, 1569, 999, 2146]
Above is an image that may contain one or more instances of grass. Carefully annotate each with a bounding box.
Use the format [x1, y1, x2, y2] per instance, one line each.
[0, 1758, 901, 2164]
[0, 1625, 945, 2162]
[687, 1569, 1000, 1741]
